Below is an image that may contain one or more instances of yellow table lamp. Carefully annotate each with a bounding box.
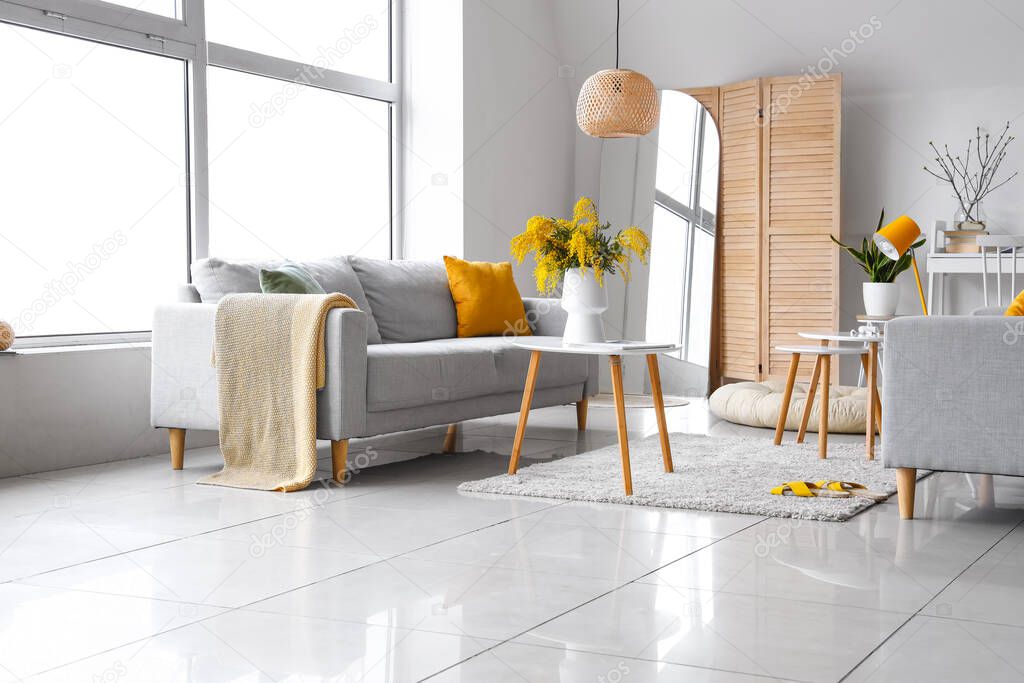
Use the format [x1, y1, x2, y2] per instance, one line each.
[874, 215, 928, 315]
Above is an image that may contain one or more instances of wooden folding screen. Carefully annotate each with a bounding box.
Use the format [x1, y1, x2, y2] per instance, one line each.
[761, 75, 842, 379]
[690, 74, 841, 386]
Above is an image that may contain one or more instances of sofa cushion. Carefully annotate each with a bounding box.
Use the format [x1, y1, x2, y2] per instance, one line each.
[365, 337, 590, 413]
[349, 257, 457, 343]
[366, 339, 498, 412]
[191, 256, 381, 343]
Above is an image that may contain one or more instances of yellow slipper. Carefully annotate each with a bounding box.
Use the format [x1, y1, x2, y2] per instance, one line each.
[771, 481, 851, 498]
[815, 480, 888, 502]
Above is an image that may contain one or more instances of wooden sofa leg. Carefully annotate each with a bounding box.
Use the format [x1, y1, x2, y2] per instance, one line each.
[331, 440, 349, 483]
[896, 468, 917, 519]
[442, 424, 459, 453]
[169, 428, 186, 470]
[576, 399, 588, 431]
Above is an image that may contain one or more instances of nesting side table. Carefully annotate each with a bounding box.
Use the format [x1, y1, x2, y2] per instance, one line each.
[774, 345, 870, 459]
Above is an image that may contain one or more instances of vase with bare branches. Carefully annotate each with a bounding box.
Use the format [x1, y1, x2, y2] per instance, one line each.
[924, 122, 1018, 230]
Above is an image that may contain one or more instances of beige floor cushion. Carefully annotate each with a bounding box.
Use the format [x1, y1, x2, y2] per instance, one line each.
[709, 379, 868, 434]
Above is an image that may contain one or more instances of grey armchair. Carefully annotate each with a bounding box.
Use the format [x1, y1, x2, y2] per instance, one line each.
[882, 312, 1024, 519]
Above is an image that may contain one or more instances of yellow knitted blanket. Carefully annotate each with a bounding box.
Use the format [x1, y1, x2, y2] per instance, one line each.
[199, 292, 357, 491]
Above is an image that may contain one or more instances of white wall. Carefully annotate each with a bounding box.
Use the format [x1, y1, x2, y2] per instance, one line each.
[0, 346, 217, 478]
[404, 0, 580, 289]
[460, 0, 577, 288]
[554, 0, 1024, 383]
[401, 0, 465, 260]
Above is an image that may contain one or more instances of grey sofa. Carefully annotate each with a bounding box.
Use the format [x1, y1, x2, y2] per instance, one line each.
[151, 256, 598, 475]
[882, 308, 1024, 519]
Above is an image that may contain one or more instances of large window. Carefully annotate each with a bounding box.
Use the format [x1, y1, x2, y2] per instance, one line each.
[1, 24, 187, 338]
[0, 0, 398, 345]
[205, 0, 390, 81]
[207, 67, 391, 260]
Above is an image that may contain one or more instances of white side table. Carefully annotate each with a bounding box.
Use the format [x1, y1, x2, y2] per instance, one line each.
[509, 337, 682, 495]
[798, 331, 883, 460]
[774, 345, 870, 460]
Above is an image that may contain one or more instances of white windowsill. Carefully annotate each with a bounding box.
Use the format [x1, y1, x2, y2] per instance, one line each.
[3, 342, 152, 356]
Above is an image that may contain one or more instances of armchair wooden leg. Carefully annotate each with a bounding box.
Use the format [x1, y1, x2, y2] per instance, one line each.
[168, 428, 185, 470]
[442, 424, 459, 454]
[331, 440, 349, 483]
[576, 399, 588, 431]
[896, 468, 917, 519]
[977, 473, 995, 508]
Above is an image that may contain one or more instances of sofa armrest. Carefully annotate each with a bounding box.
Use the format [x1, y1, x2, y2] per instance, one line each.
[151, 303, 369, 440]
[151, 303, 220, 431]
[317, 308, 368, 440]
[522, 297, 567, 336]
[882, 316, 1024, 476]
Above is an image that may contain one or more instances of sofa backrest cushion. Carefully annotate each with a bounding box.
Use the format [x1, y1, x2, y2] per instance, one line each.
[348, 256, 458, 343]
[191, 256, 382, 343]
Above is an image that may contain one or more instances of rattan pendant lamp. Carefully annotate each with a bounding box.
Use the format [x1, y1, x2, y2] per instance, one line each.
[576, 0, 659, 138]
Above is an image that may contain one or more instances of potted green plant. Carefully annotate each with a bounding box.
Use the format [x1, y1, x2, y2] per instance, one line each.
[831, 210, 925, 317]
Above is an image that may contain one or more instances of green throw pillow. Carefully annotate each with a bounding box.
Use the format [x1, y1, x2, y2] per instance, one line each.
[259, 263, 327, 294]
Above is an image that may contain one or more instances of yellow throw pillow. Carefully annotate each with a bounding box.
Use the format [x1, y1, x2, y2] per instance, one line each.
[1006, 289, 1024, 316]
[443, 256, 532, 337]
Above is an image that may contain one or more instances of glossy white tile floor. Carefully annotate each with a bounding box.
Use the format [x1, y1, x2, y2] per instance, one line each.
[3, 401, 1024, 682]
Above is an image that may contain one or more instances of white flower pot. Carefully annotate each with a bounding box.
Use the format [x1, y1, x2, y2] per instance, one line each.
[561, 268, 608, 344]
[863, 282, 900, 317]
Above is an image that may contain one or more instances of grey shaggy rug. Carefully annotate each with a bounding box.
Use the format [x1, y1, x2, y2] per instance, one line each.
[459, 433, 924, 522]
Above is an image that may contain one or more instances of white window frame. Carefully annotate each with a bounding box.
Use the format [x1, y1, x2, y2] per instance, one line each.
[0, 0, 402, 348]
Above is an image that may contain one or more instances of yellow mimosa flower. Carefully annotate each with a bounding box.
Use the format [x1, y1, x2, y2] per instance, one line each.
[509, 197, 649, 295]
[617, 226, 651, 264]
[572, 196, 599, 232]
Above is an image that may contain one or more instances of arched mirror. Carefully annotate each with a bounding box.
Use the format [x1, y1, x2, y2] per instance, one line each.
[643, 90, 720, 391]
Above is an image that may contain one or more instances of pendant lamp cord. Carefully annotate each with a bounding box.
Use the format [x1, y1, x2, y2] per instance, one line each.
[615, 0, 621, 68]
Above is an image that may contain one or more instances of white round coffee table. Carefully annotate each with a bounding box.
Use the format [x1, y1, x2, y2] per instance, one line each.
[509, 337, 683, 495]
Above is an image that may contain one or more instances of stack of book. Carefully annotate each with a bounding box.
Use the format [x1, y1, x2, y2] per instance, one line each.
[942, 229, 987, 253]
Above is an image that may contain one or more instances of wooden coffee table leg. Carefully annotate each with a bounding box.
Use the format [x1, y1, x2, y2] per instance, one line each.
[609, 355, 633, 496]
[797, 354, 823, 444]
[774, 352, 801, 445]
[508, 350, 541, 475]
[646, 354, 674, 473]
[819, 354, 831, 459]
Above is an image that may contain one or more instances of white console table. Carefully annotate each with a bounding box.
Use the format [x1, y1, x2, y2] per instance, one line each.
[927, 252, 1024, 315]
[925, 221, 1024, 314]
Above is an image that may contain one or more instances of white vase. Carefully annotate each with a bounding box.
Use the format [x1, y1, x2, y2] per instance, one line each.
[863, 282, 900, 317]
[561, 268, 608, 344]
